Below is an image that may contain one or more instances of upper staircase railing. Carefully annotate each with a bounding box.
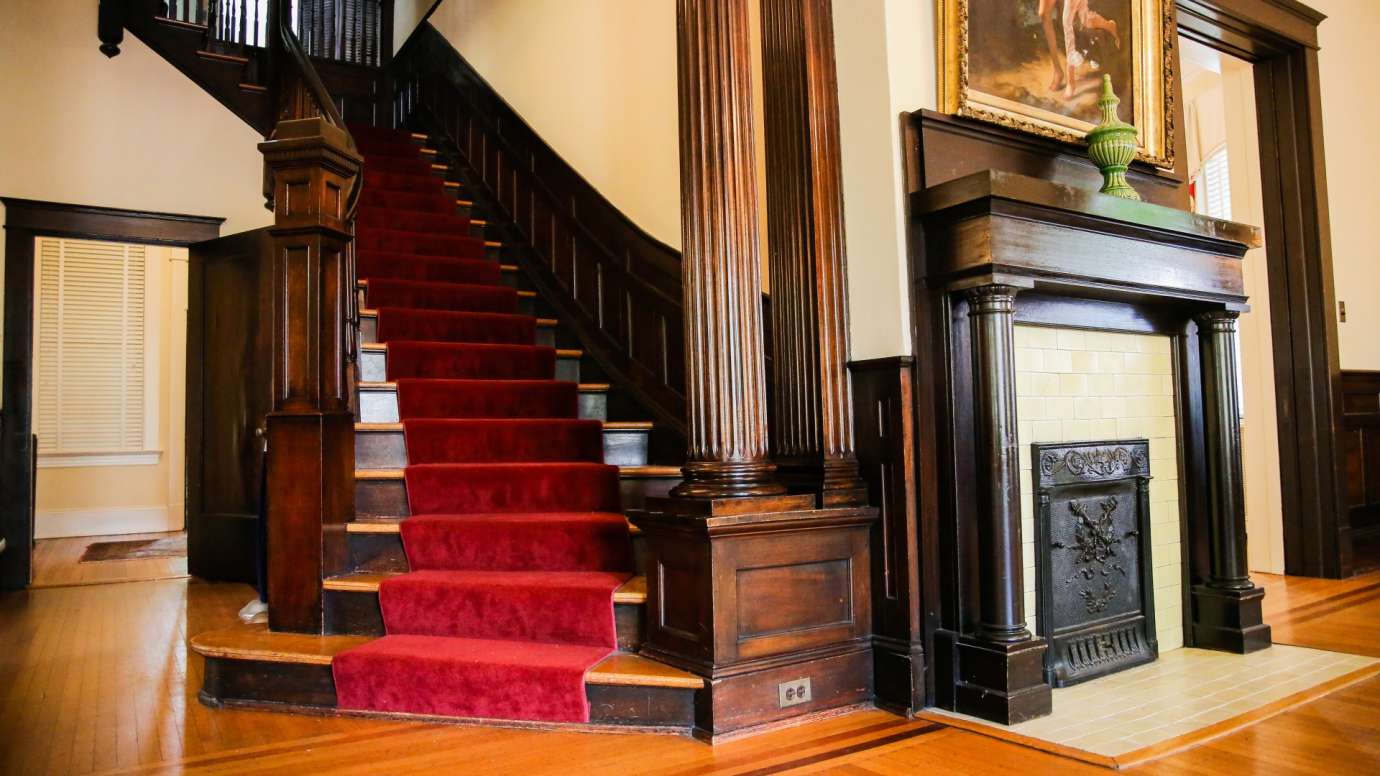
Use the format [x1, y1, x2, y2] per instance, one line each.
[160, 0, 386, 67]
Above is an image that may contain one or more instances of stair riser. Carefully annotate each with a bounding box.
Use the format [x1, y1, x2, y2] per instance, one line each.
[346, 528, 646, 576]
[323, 589, 644, 651]
[197, 655, 694, 728]
[356, 474, 658, 519]
[354, 428, 649, 469]
[358, 350, 579, 383]
[358, 387, 607, 424]
[359, 318, 556, 348]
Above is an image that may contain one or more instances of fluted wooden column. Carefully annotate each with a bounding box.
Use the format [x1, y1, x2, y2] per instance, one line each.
[672, 0, 784, 499]
[760, 0, 867, 507]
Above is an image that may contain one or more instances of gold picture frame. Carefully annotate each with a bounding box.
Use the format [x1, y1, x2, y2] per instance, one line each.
[939, 0, 1176, 169]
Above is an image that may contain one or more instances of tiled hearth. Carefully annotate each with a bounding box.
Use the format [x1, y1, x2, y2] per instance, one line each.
[1014, 325, 1184, 651]
[928, 644, 1380, 763]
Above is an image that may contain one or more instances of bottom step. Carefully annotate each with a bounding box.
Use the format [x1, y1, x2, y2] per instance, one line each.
[190, 623, 699, 729]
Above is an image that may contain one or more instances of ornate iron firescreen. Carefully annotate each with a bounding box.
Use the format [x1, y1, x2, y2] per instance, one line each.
[1034, 440, 1158, 686]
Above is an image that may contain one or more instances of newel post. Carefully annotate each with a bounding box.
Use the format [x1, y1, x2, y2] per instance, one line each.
[260, 117, 361, 633]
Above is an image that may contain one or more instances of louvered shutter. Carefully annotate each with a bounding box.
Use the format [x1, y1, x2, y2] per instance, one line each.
[1201, 147, 1233, 221]
[33, 237, 151, 460]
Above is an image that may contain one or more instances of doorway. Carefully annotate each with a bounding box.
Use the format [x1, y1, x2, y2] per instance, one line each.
[28, 236, 190, 587]
[1177, 0, 1349, 578]
[0, 199, 222, 590]
[1179, 37, 1287, 574]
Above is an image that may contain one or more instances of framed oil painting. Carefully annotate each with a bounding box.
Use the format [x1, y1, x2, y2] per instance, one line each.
[939, 0, 1176, 168]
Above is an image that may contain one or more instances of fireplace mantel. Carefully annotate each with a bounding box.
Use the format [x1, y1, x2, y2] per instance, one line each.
[914, 169, 1263, 304]
[907, 168, 1272, 725]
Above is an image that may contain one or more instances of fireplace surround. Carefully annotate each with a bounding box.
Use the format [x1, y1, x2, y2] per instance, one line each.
[906, 167, 1273, 725]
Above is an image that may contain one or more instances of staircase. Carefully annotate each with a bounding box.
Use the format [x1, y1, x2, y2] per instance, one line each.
[189, 127, 700, 727]
[109, 0, 701, 731]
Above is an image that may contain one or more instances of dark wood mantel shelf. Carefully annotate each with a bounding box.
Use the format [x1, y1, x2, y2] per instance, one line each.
[913, 170, 1263, 306]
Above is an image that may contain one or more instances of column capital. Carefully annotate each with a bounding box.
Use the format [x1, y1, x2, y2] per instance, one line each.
[1195, 308, 1241, 331]
[964, 283, 1021, 313]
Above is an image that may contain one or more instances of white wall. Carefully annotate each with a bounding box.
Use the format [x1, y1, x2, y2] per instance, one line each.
[1312, 0, 1380, 370]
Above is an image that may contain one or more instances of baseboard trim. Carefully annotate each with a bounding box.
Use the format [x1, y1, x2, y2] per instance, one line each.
[36, 506, 179, 539]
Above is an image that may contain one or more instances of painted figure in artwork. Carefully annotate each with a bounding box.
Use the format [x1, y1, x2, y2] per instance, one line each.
[968, 0, 1134, 126]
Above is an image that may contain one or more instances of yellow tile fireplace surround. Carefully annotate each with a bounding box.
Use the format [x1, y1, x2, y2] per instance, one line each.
[1014, 325, 1184, 652]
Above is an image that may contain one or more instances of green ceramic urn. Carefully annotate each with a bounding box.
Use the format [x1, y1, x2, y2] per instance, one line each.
[1085, 75, 1141, 201]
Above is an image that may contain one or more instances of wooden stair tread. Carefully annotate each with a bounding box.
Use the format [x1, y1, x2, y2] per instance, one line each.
[324, 572, 646, 603]
[587, 654, 703, 689]
[354, 420, 651, 432]
[619, 466, 682, 478]
[359, 309, 558, 328]
[357, 381, 607, 391]
[346, 516, 642, 535]
[190, 622, 369, 666]
[154, 16, 208, 32]
[356, 464, 654, 479]
[196, 49, 249, 65]
[358, 342, 581, 358]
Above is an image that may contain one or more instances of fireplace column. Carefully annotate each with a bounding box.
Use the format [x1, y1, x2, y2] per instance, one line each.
[1193, 310, 1272, 652]
[955, 283, 1052, 723]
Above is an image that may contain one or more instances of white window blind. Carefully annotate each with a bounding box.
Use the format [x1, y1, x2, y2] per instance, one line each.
[34, 237, 157, 466]
[1199, 146, 1233, 221]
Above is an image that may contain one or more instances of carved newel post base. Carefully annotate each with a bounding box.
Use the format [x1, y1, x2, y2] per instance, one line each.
[945, 284, 1051, 724]
[1192, 310, 1271, 653]
[260, 117, 361, 634]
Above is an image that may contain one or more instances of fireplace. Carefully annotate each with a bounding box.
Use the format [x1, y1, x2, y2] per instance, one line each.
[1034, 440, 1158, 686]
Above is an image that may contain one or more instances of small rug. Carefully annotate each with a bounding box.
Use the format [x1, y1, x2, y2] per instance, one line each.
[80, 534, 187, 563]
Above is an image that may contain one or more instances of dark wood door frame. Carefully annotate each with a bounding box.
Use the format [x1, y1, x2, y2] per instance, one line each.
[1177, 0, 1350, 577]
[0, 198, 223, 590]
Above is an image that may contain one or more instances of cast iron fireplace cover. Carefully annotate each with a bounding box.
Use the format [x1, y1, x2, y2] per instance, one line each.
[1034, 439, 1158, 686]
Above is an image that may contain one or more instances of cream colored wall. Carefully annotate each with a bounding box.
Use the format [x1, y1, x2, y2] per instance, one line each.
[394, 0, 436, 51]
[427, 0, 682, 249]
[425, 0, 930, 358]
[1312, 0, 1380, 370]
[1, 0, 266, 535]
[1015, 326, 1185, 652]
[34, 246, 189, 539]
[834, 0, 933, 359]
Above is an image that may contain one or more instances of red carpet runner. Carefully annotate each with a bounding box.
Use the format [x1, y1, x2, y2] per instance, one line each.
[332, 126, 632, 723]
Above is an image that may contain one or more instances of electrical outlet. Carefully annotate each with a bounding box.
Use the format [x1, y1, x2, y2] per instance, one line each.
[778, 677, 812, 708]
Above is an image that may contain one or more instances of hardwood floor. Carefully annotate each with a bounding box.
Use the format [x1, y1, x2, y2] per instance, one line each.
[31, 531, 189, 588]
[0, 572, 1376, 775]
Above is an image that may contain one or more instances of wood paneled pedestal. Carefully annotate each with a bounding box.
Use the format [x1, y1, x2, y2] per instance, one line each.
[631, 496, 877, 740]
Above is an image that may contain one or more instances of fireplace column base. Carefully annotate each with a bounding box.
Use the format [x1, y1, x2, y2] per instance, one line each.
[945, 632, 1052, 725]
[1191, 585, 1272, 653]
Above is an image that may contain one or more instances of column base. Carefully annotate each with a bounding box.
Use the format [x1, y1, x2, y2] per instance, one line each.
[1191, 584, 1273, 653]
[670, 460, 788, 499]
[775, 458, 871, 508]
[946, 632, 1052, 725]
